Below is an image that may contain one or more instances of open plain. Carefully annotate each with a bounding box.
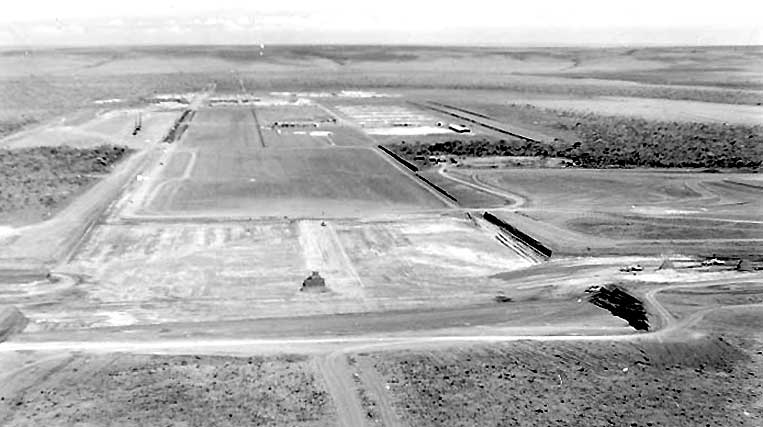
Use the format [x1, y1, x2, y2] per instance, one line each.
[0, 45, 761, 426]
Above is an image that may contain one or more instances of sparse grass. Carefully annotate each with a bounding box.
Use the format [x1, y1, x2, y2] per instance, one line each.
[464, 168, 763, 258]
[0, 145, 131, 224]
[417, 170, 509, 208]
[367, 337, 758, 427]
[567, 214, 763, 240]
[0, 73, 210, 138]
[0, 116, 37, 139]
[659, 283, 763, 320]
[0, 353, 335, 427]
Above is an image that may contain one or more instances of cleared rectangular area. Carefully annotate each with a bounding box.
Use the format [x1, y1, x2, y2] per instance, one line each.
[146, 147, 447, 217]
[36, 216, 535, 329]
[335, 105, 438, 128]
[143, 108, 447, 218]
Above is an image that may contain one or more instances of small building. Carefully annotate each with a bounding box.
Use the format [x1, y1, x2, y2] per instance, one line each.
[448, 123, 470, 133]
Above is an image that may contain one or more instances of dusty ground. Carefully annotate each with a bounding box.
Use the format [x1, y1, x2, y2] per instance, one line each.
[442, 167, 763, 258]
[0, 352, 336, 426]
[14, 215, 538, 330]
[0, 45, 762, 427]
[363, 336, 760, 427]
[511, 96, 763, 126]
[137, 107, 450, 219]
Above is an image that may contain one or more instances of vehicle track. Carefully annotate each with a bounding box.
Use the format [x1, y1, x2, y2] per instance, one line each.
[354, 357, 405, 427]
[437, 165, 526, 208]
[314, 350, 368, 427]
[1, 278, 760, 427]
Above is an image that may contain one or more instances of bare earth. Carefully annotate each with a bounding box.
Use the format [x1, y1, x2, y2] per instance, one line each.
[0, 46, 761, 426]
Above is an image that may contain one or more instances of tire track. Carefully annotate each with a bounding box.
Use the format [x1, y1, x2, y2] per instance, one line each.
[314, 351, 368, 427]
[437, 165, 526, 208]
[355, 357, 405, 427]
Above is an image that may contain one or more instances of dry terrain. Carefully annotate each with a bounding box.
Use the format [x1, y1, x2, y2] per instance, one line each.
[463, 168, 763, 258]
[0, 145, 131, 224]
[0, 45, 761, 427]
[0, 352, 336, 426]
[363, 336, 759, 427]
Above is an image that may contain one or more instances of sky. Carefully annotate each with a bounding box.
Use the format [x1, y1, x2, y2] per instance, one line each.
[1, 0, 761, 46]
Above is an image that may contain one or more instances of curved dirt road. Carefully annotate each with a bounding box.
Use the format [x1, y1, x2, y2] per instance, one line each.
[437, 165, 526, 208]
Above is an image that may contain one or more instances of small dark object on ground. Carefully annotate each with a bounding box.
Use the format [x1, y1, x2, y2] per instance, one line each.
[301, 271, 328, 292]
[736, 259, 754, 271]
[494, 295, 513, 303]
[619, 264, 643, 272]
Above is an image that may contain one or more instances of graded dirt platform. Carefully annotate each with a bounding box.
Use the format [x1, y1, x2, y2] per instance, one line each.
[513, 96, 763, 126]
[30, 215, 536, 330]
[449, 167, 763, 257]
[140, 107, 449, 218]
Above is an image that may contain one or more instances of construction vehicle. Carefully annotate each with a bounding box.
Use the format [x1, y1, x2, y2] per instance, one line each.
[132, 113, 142, 136]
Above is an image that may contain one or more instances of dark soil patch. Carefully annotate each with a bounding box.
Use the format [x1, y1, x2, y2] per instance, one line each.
[568, 214, 763, 240]
[0, 145, 131, 224]
[0, 353, 335, 427]
[368, 337, 757, 427]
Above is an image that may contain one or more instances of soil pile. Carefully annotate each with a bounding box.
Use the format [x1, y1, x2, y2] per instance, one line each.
[0, 305, 28, 342]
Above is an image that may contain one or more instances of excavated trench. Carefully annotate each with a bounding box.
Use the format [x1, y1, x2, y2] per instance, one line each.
[587, 284, 650, 331]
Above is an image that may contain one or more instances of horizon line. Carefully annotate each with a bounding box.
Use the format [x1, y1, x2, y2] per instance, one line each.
[2, 42, 762, 50]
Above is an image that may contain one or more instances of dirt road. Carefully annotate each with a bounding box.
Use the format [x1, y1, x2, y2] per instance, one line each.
[314, 351, 368, 427]
[1, 275, 760, 426]
[438, 165, 526, 208]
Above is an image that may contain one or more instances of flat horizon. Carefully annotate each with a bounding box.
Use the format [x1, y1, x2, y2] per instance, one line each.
[2, 42, 762, 51]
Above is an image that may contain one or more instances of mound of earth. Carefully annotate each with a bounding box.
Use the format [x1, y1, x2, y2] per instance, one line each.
[0, 306, 28, 341]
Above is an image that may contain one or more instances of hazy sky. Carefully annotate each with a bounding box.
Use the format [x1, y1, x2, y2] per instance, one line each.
[1, 0, 761, 46]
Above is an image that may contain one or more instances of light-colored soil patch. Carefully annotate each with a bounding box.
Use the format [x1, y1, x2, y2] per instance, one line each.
[255, 104, 334, 125]
[367, 126, 452, 136]
[466, 168, 763, 257]
[0, 108, 179, 150]
[514, 96, 763, 126]
[657, 282, 763, 319]
[335, 104, 442, 128]
[11, 215, 537, 330]
[334, 216, 535, 301]
[261, 128, 332, 149]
